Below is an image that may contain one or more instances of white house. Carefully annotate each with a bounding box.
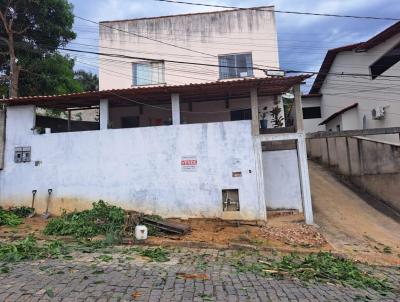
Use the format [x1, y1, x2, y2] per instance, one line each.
[0, 77, 313, 224]
[0, 7, 314, 224]
[303, 21, 400, 142]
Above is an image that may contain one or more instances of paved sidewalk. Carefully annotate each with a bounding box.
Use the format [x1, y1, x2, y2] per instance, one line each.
[0, 247, 398, 302]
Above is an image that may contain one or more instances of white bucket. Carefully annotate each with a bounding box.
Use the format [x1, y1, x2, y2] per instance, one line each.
[135, 225, 148, 240]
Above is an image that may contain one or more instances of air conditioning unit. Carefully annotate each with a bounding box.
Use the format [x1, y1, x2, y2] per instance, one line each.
[371, 106, 385, 120]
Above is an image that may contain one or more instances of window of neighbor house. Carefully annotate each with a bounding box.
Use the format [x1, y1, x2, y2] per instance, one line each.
[370, 42, 400, 79]
[302, 107, 321, 119]
[132, 61, 165, 86]
[219, 53, 253, 79]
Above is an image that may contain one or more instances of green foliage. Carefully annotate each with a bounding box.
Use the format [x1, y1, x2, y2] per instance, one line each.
[74, 70, 99, 91]
[233, 252, 391, 292]
[97, 254, 113, 262]
[43, 200, 125, 239]
[9, 207, 34, 218]
[270, 105, 284, 128]
[0, 235, 70, 263]
[20, 53, 83, 97]
[137, 247, 170, 262]
[0, 209, 23, 227]
[0, 0, 77, 96]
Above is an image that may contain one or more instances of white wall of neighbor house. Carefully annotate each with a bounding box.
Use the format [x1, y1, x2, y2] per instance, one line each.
[99, 7, 279, 89]
[0, 105, 269, 221]
[302, 96, 325, 133]
[325, 109, 359, 132]
[319, 32, 400, 142]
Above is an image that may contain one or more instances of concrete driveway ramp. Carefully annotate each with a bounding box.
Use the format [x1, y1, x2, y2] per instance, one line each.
[309, 161, 400, 265]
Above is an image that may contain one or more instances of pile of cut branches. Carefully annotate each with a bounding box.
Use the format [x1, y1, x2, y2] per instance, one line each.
[0, 235, 69, 263]
[44, 200, 125, 240]
[233, 252, 391, 292]
[0, 209, 23, 227]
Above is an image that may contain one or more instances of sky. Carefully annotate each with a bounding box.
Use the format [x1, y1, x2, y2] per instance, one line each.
[68, 0, 400, 92]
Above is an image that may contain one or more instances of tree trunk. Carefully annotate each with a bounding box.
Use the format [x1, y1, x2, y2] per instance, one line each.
[8, 33, 20, 98]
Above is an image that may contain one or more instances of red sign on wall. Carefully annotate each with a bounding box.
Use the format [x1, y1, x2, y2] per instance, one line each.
[181, 156, 198, 172]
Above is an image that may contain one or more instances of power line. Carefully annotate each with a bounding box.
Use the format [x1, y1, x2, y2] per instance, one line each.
[154, 0, 400, 21]
[58, 47, 400, 79]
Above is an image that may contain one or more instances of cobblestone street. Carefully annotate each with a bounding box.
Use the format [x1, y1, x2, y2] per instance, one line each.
[0, 247, 398, 302]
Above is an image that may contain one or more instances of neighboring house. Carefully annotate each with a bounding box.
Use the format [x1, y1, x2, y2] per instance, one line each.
[303, 21, 400, 142]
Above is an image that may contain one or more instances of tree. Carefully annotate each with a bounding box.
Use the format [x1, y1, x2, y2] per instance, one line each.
[74, 70, 99, 91]
[0, 0, 76, 97]
[20, 52, 83, 97]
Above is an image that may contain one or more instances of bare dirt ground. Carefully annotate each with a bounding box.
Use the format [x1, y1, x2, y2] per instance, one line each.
[309, 161, 400, 266]
[0, 214, 330, 254]
[146, 215, 330, 253]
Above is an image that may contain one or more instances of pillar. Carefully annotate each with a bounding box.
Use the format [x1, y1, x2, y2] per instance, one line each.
[294, 84, 304, 132]
[100, 99, 109, 130]
[297, 135, 314, 224]
[171, 93, 180, 125]
[250, 88, 259, 136]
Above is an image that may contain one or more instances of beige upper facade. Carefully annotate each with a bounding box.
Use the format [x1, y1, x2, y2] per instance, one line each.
[99, 7, 280, 90]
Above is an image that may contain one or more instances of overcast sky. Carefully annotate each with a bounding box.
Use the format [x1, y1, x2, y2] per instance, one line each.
[68, 0, 400, 91]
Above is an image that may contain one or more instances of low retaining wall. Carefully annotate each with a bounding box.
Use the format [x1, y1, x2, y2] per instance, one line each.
[307, 136, 400, 213]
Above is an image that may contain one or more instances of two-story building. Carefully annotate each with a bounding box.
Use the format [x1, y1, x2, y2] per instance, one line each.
[303, 21, 400, 143]
[0, 7, 314, 224]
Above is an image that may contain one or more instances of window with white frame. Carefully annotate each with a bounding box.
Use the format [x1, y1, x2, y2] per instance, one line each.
[218, 53, 253, 79]
[132, 61, 165, 86]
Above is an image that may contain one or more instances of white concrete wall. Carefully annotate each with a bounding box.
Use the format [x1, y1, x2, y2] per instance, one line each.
[99, 7, 279, 89]
[319, 32, 400, 143]
[0, 106, 266, 221]
[262, 150, 302, 211]
[326, 115, 342, 132]
[342, 108, 359, 130]
[302, 97, 324, 133]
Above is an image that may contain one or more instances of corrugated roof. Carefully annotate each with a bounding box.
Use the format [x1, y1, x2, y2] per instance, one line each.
[2, 76, 309, 109]
[310, 21, 400, 94]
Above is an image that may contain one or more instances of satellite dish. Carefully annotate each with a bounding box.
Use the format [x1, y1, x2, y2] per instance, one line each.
[282, 93, 294, 99]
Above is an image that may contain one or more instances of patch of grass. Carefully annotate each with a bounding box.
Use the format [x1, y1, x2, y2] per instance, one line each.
[233, 252, 392, 292]
[137, 247, 170, 262]
[0, 235, 70, 263]
[0, 209, 23, 227]
[44, 200, 125, 239]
